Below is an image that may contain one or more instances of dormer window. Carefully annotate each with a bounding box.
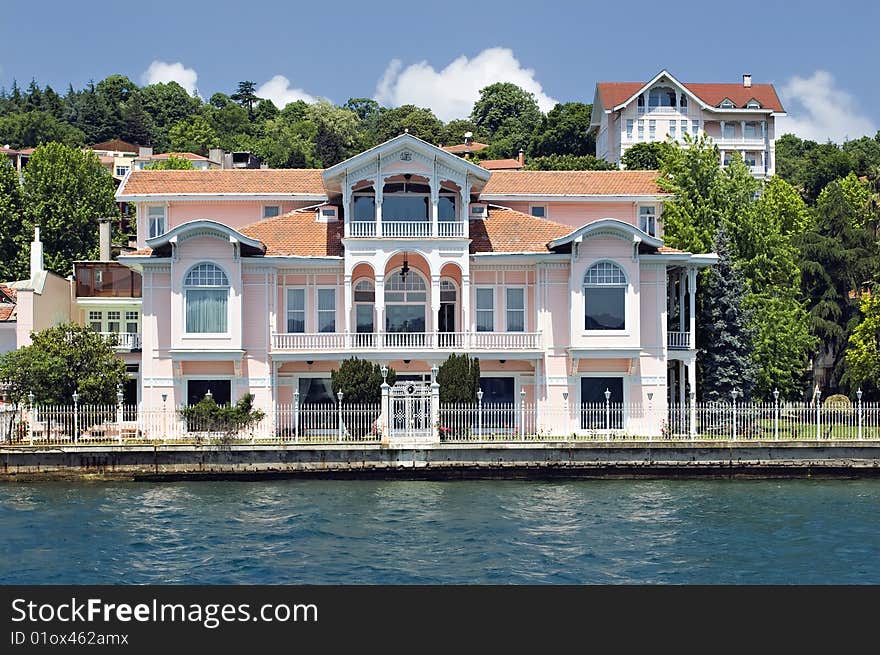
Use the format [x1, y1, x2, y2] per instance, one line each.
[648, 86, 677, 110]
[719, 98, 736, 109]
[746, 99, 761, 109]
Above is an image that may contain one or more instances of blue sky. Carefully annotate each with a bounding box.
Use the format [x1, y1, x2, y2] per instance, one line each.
[4, 0, 879, 141]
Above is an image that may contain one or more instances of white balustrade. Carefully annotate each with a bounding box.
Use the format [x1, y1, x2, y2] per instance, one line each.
[271, 331, 542, 352]
[349, 221, 377, 237]
[437, 221, 467, 238]
[346, 220, 467, 238]
[102, 332, 142, 350]
[667, 331, 691, 349]
[381, 221, 433, 238]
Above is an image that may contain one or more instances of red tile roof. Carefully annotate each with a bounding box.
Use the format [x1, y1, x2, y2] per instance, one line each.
[239, 211, 343, 257]
[442, 142, 489, 154]
[480, 158, 524, 170]
[482, 170, 664, 196]
[469, 207, 572, 253]
[0, 283, 16, 321]
[119, 169, 328, 196]
[89, 138, 140, 153]
[150, 152, 210, 161]
[0, 284, 18, 303]
[596, 80, 784, 112]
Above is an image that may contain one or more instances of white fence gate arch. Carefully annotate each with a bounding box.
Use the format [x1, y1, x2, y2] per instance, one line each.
[389, 380, 433, 442]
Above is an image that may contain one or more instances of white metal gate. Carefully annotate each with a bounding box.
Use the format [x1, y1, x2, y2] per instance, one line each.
[390, 380, 432, 441]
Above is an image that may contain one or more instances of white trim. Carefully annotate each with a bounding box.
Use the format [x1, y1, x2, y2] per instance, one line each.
[118, 193, 328, 203]
[479, 194, 670, 203]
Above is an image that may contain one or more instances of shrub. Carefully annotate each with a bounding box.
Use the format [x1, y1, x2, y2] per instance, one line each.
[330, 358, 396, 404]
[179, 393, 265, 437]
[437, 353, 480, 403]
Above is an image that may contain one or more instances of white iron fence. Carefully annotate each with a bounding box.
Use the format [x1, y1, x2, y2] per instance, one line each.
[0, 400, 878, 446]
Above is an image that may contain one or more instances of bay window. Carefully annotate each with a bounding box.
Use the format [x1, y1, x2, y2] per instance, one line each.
[584, 262, 627, 331]
[184, 263, 229, 334]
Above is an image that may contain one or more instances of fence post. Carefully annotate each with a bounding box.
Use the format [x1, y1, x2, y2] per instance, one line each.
[604, 388, 611, 442]
[773, 388, 779, 441]
[293, 389, 300, 443]
[477, 389, 484, 441]
[337, 391, 344, 441]
[380, 366, 390, 445]
[856, 389, 863, 441]
[731, 389, 738, 441]
[72, 391, 79, 444]
[116, 384, 124, 445]
[519, 389, 526, 441]
[28, 391, 35, 446]
[814, 385, 821, 441]
[431, 366, 440, 442]
[689, 391, 697, 441]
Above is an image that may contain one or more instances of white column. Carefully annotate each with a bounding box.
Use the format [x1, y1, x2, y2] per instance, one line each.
[688, 267, 697, 350]
[678, 270, 685, 333]
[430, 274, 441, 340]
[678, 360, 686, 410]
[461, 274, 471, 347]
[688, 360, 697, 440]
[375, 197, 383, 238]
[343, 275, 352, 342]
[375, 273, 385, 345]
[740, 120, 746, 143]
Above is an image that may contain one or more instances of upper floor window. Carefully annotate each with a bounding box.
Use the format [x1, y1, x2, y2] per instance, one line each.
[679, 94, 688, 109]
[746, 99, 761, 109]
[637, 120, 644, 140]
[720, 99, 736, 109]
[147, 206, 166, 239]
[317, 288, 336, 333]
[353, 195, 375, 222]
[648, 86, 676, 109]
[530, 205, 546, 218]
[184, 263, 229, 334]
[439, 195, 457, 221]
[584, 262, 627, 331]
[744, 122, 758, 139]
[722, 123, 735, 139]
[625, 119, 634, 140]
[115, 166, 129, 177]
[263, 205, 280, 219]
[506, 288, 525, 332]
[639, 206, 656, 236]
[476, 288, 494, 332]
[286, 288, 305, 333]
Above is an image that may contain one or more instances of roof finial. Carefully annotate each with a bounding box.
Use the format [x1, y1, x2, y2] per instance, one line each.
[404, 128, 409, 134]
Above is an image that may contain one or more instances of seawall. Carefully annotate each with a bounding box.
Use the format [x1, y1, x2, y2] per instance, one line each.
[2, 441, 880, 480]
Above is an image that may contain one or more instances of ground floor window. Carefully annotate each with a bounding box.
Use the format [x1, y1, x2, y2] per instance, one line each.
[479, 377, 515, 430]
[187, 379, 231, 406]
[580, 377, 623, 429]
[298, 377, 335, 404]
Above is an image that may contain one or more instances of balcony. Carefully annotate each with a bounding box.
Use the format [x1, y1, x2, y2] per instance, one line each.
[714, 135, 766, 148]
[668, 331, 691, 350]
[75, 262, 142, 298]
[271, 331, 542, 354]
[101, 332, 142, 351]
[348, 220, 467, 239]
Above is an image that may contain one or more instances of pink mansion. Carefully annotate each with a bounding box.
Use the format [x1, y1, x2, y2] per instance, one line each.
[95, 134, 715, 434]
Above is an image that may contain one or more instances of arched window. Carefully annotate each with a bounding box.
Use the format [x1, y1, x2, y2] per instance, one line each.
[354, 279, 375, 339]
[583, 262, 627, 331]
[385, 269, 426, 334]
[648, 86, 676, 109]
[184, 262, 229, 333]
[679, 94, 688, 109]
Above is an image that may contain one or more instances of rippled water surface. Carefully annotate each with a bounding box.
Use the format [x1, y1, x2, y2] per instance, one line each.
[1, 479, 879, 584]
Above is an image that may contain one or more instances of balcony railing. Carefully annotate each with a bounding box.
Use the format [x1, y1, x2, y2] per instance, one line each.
[348, 220, 467, 239]
[101, 332, 141, 350]
[75, 262, 142, 298]
[271, 331, 542, 352]
[714, 135, 766, 147]
[668, 331, 691, 350]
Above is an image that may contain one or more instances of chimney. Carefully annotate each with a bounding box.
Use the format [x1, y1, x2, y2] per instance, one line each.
[518, 148, 524, 166]
[464, 131, 473, 146]
[138, 146, 153, 158]
[99, 218, 112, 261]
[30, 226, 44, 279]
[743, 74, 752, 88]
[208, 148, 224, 166]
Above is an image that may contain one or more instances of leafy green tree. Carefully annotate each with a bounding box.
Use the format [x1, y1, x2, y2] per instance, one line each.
[775, 134, 854, 203]
[21, 142, 119, 277]
[842, 133, 880, 177]
[845, 290, 880, 399]
[437, 119, 484, 149]
[120, 94, 154, 146]
[307, 102, 362, 166]
[529, 102, 595, 157]
[697, 225, 757, 401]
[471, 82, 542, 142]
[0, 158, 25, 281]
[205, 101, 251, 149]
[621, 142, 674, 170]
[253, 98, 279, 123]
[0, 111, 86, 148]
[230, 81, 259, 115]
[252, 118, 318, 169]
[168, 115, 220, 155]
[437, 353, 481, 404]
[525, 154, 615, 171]
[369, 104, 442, 145]
[330, 358, 396, 404]
[145, 154, 195, 170]
[658, 133, 723, 254]
[799, 179, 878, 392]
[0, 323, 127, 405]
[140, 82, 201, 149]
[344, 98, 380, 121]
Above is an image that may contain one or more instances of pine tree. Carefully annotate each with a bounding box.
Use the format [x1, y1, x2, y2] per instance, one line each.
[697, 225, 757, 401]
[120, 95, 154, 146]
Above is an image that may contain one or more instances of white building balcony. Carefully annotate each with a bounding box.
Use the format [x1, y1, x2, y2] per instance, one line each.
[348, 220, 467, 239]
[714, 135, 766, 148]
[102, 332, 142, 351]
[271, 331, 542, 354]
[667, 331, 691, 350]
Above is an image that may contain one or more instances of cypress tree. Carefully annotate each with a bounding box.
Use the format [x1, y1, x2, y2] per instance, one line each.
[437, 353, 481, 403]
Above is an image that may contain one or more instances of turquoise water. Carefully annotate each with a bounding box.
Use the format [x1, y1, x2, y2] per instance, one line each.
[1, 479, 878, 584]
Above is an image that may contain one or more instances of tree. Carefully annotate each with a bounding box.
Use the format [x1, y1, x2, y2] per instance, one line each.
[845, 291, 880, 399]
[775, 134, 854, 203]
[529, 102, 595, 157]
[344, 98, 380, 121]
[842, 134, 880, 177]
[471, 82, 542, 141]
[437, 119, 484, 148]
[178, 392, 265, 438]
[696, 225, 757, 401]
[0, 111, 86, 148]
[168, 115, 220, 155]
[71, 81, 117, 143]
[307, 102, 362, 166]
[0, 323, 127, 405]
[798, 179, 878, 392]
[252, 118, 318, 169]
[231, 81, 259, 115]
[145, 155, 195, 170]
[437, 354, 481, 404]
[525, 154, 615, 171]
[368, 104, 442, 145]
[140, 82, 201, 149]
[120, 95, 154, 146]
[658, 133, 723, 254]
[621, 142, 674, 170]
[0, 158, 25, 281]
[331, 358, 396, 404]
[21, 142, 119, 277]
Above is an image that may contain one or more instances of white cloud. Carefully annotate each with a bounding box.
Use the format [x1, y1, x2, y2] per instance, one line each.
[777, 70, 876, 143]
[374, 47, 557, 121]
[141, 61, 198, 96]
[256, 75, 318, 108]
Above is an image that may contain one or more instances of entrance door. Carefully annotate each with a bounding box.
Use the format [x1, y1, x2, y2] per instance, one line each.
[390, 380, 432, 441]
